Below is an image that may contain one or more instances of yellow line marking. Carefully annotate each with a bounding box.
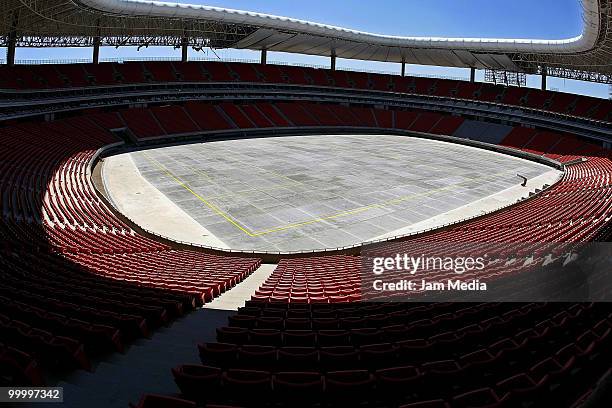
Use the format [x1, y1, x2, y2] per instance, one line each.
[143, 152, 255, 236]
[189, 154, 306, 200]
[249, 169, 513, 236]
[141, 151, 520, 237]
[189, 166, 214, 183]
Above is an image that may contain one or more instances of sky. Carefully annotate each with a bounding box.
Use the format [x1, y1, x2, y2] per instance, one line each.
[6, 0, 610, 98]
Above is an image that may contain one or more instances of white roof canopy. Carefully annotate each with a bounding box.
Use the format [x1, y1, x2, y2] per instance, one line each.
[2, 0, 611, 80]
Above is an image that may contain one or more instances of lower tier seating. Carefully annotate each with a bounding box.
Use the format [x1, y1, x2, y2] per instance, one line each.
[160, 302, 612, 407]
[107, 101, 612, 407]
[0, 114, 261, 384]
[1, 99, 610, 397]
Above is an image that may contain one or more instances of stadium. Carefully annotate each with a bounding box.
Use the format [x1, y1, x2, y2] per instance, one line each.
[0, 0, 611, 407]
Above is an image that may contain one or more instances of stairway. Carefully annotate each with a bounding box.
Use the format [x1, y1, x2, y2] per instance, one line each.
[34, 308, 232, 408]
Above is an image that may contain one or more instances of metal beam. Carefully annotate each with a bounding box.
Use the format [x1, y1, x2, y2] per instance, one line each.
[6, 12, 18, 66]
[92, 22, 101, 64]
[7, 36, 16, 66]
[540, 66, 611, 85]
[260, 48, 267, 65]
[330, 52, 336, 71]
[541, 66, 547, 91]
[484, 69, 527, 87]
[470, 67, 476, 83]
[401, 58, 406, 77]
[92, 35, 101, 64]
[181, 36, 188, 62]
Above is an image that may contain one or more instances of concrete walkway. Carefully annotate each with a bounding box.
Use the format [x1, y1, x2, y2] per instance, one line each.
[205, 263, 278, 310]
[102, 153, 230, 249]
[26, 308, 233, 408]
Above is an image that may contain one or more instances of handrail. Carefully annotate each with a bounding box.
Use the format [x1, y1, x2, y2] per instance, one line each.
[4, 56, 467, 82]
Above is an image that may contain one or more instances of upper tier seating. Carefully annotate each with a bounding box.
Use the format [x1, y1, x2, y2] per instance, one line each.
[219, 103, 257, 129]
[144, 62, 177, 82]
[150, 105, 200, 135]
[120, 108, 166, 139]
[114, 102, 465, 142]
[1, 62, 609, 122]
[184, 102, 234, 131]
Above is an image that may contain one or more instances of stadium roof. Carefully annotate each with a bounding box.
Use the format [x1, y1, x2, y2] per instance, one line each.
[2, 0, 611, 82]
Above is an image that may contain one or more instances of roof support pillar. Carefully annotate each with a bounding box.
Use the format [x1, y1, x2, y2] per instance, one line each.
[470, 67, 476, 83]
[330, 52, 336, 71]
[401, 58, 406, 77]
[6, 12, 18, 66]
[6, 34, 16, 67]
[92, 36, 101, 64]
[260, 48, 267, 65]
[92, 22, 101, 64]
[541, 67, 547, 91]
[181, 37, 188, 62]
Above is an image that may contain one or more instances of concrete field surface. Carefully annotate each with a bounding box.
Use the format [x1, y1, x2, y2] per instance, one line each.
[112, 134, 553, 252]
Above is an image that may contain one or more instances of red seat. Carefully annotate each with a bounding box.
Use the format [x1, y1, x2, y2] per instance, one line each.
[452, 387, 503, 408]
[325, 370, 375, 404]
[273, 371, 323, 404]
[171, 365, 221, 402]
[277, 347, 318, 370]
[319, 346, 360, 372]
[360, 342, 398, 370]
[198, 343, 238, 368]
[222, 369, 272, 404]
[318, 330, 350, 347]
[249, 329, 282, 347]
[376, 365, 421, 402]
[284, 330, 316, 347]
[237, 345, 276, 370]
[216, 327, 249, 345]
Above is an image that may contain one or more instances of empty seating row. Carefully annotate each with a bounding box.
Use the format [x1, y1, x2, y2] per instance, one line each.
[247, 134, 611, 303]
[0, 115, 262, 383]
[111, 102, 459, 141]
[2, 62, 609, 122]
[162, 302, 611, 407]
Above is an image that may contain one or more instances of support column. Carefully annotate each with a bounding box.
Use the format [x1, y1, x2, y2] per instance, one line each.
[401, 58, 406, 77]
[6, 12, 18, 66]
[330, 52, 336, 71]
[7, 35, 16, 66]
[181, 37, 188, 62]
[541, 67, 547, 91]
[470, 67, 476, 83]
[92, 36, 101, 64]
[260, 48, 267, 65]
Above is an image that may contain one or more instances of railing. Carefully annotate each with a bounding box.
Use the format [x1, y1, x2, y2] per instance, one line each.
[6, 55, 469, 81]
